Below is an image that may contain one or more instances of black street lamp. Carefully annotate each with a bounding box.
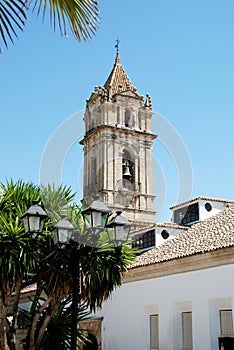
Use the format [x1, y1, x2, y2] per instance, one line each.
[81, 195, 111, 231]
[106, 210, 131, 246]
[22, 201, 48, 238]
[52, 216, 75, 247]
[22, 197, 131, 350]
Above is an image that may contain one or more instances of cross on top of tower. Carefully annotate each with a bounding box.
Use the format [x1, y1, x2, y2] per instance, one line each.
[115, 39, 120, 53]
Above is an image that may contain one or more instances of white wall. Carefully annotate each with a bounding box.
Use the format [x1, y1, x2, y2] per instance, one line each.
[94, 264, 234, 350]
[155, 227, 182, 247]
[199, 200, 228, 221]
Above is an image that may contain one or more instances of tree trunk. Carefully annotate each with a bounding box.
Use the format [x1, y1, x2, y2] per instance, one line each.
[6, 320, 15, 350]
[0, 297, 8, 350]
[0, 284, 11, 350]
[35, 295, 64, 347]
[6, 279, 22, 350]
[29, 296, 52, 350]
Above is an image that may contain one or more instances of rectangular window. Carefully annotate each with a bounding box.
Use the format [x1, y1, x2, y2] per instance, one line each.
[132, 230, 155, 250]
[174, 203, 199, 225]
[182, 312, 193, 350]
[150, 314, 159, 350]
[220, 310, 234, 336]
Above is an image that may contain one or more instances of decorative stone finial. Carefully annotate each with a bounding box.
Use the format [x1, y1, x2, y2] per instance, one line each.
[145, 93, 152, 109]
[108, 84, 112, 102]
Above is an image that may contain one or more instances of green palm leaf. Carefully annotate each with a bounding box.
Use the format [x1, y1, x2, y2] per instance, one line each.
[0, 0, 99, 51]
[40, 183, 76, 223]
[33, 0, 99, 40]
[0, 0, 27, 49]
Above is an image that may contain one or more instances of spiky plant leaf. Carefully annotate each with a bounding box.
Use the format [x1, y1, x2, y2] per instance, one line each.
[0, 0, 27, 50]
[0, 0, 99, 51]
[32, 0, 99, 41]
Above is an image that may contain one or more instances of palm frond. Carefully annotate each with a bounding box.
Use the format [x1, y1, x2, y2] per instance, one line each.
[32, 0, 99, 41]
[40, 183, 76, 222]
[0, 0, 99, 52]
[0, 0, 27, 51]
[80, 242, 136, 311]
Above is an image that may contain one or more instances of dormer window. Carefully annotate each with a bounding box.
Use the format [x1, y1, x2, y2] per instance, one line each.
[174, 203, 199, 226]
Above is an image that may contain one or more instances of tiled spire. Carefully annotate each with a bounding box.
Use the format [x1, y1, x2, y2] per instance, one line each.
[104, 51, 139, 97]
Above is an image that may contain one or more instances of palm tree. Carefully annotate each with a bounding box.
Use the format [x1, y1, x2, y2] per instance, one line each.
[0, 179, 41, 350]
[0, 180, 76, 350]
[0, 0, 99, 51]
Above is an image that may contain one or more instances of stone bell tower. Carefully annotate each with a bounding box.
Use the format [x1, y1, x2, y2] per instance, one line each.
[80, 50, 156, 229]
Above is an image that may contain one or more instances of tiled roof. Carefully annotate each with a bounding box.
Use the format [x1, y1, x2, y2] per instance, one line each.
[104, 52, 139, 97]
[131, 224, 156, 235]
[170, 196, 234, 209]
[131, 205, 234, 268]
[155, 222, 189, 230]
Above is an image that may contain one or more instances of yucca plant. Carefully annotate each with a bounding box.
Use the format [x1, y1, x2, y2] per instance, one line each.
[0, 179, 41, 350]
[0, 179, 77, 350]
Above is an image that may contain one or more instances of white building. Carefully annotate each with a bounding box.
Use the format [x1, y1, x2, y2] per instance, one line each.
[93, 204, 234, 350]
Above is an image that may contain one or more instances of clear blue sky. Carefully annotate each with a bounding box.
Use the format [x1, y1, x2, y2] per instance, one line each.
[1, 0, 234, 221]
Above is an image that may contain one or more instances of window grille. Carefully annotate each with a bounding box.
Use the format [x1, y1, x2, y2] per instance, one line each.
[220, 310, 233, 336]
[174, 203, 199, 225]
[132, 230, 155, 250]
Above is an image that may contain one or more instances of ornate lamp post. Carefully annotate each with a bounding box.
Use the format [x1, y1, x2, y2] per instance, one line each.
[22, 197, 131, 350]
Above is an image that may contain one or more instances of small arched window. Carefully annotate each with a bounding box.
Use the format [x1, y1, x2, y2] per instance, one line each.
[124, 110, 131, 127]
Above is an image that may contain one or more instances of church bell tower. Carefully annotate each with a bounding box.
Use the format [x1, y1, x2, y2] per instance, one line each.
[80, 50, 156, 229]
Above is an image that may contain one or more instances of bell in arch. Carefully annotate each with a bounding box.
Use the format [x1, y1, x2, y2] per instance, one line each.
[123, 164, 132, 181]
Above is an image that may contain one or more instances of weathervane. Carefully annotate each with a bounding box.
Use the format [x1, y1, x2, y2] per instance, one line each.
[115, 39, 120, 53]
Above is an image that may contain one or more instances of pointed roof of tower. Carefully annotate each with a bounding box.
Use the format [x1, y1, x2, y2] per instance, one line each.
[104, 51, 140, 97]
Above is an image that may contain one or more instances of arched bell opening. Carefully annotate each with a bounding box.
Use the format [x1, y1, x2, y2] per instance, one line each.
[122, 149, 135, 189]
[124, 109, 131, 127]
